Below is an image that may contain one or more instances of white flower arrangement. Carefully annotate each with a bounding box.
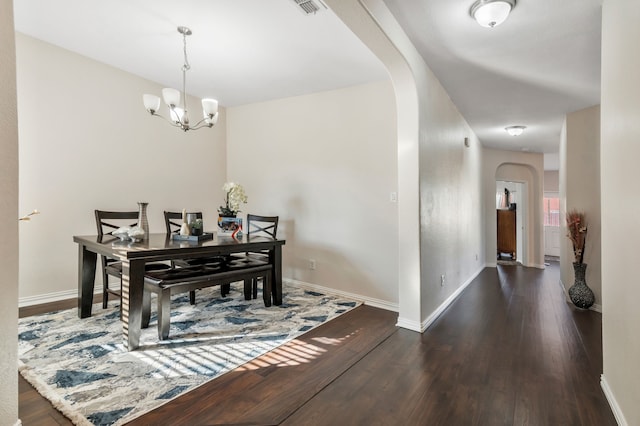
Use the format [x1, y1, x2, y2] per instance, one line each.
[219, 182, 247, 216]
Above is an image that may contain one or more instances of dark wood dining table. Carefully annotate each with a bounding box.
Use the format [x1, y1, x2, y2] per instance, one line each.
[74, 232, 286, 350]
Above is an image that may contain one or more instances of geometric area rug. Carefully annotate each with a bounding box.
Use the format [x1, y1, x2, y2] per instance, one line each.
[18, 283, 361, 426]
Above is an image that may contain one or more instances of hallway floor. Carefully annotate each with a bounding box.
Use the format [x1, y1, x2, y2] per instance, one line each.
[21, 262, 616, 425]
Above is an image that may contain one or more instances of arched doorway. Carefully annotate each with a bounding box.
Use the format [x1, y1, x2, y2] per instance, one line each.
[494, 162, 543, 268]
[496, 179, 527, 264]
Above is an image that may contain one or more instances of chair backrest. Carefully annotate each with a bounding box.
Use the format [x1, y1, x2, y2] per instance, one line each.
[95, 210, 139, 238]
[164, 211, 203, 234]
[246, 214, 279, 239]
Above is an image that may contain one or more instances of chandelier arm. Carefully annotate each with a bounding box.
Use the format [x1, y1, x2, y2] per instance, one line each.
[150, 111, 183, 129]
[189, 124, 213, 131]
[190, 118, 214, 130]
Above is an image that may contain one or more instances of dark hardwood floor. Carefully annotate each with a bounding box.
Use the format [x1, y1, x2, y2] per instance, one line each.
[19, 262, 616, 425]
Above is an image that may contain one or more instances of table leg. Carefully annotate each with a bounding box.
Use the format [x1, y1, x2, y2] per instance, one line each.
[78, 244, 97, 318]
[272, 245, 283, 305]
[122, 259, 146, 351]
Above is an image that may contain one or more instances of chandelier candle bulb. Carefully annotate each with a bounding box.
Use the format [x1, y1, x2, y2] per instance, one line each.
[143, 94, 160, 113]
[171, 107, 184, 124]
[205, 113, 219, 125]
[202, 99, 218, 116]
[162, 88, 180, 108]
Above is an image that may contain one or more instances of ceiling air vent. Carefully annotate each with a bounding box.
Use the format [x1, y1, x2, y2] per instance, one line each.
[291, 0, 327, 15]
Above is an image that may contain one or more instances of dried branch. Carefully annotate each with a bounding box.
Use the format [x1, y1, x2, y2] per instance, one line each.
[566, 210, 587, 264]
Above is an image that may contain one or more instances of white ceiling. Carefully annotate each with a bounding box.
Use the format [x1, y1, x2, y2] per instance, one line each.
[13, 0, 388, 107]
[13, 0, 602, 158]
[383, 0, 602, 155]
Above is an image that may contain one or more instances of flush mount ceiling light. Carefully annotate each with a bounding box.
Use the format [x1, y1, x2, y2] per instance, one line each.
[470, 0, 516, 28]
[143, 26, 218, 132]
[505, 125, 526, 136]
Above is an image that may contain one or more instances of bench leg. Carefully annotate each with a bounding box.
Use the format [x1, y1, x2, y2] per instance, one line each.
[243, 279, 252, 300]
[158, 288, 172, 340]
[263, 273, 272, 307]
[221, 283, 230, 297]
[142, 289, 151, 329]
[253, 278, 258, 299]
[102, 267, 109, 309]
[189, 290, 196, 305]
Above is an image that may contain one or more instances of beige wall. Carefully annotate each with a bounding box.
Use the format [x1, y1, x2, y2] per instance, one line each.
[326, 0, 485, 328]
[559, 106, 601, 308]
[418, 66, 484, 319]
[483, 148, 545, 268]
[227, 81, 398, 306]
[16, 34, 227, 302]
[544, 170, 559, 192]
[0, 0, 19, 422]
[326, 0, 423, 327]
[601, 0, 640, 424]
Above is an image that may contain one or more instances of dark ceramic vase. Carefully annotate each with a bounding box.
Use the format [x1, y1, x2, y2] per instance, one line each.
[568, 262, 595, 309]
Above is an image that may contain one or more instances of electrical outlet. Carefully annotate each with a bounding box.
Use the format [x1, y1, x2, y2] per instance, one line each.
[309, 259, 317, 270]
[390, 192, 397, 203]
[441, 274, 445, 286]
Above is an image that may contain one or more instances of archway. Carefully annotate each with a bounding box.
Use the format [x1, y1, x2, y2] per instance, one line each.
[494, 162, 544, 268]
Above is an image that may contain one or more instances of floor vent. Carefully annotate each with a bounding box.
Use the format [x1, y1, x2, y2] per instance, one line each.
[292, 0, 327, 15]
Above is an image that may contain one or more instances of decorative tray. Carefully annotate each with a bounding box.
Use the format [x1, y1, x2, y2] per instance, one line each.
[170, 232, 213, 242]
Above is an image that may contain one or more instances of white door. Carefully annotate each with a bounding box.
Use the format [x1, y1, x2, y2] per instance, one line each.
[544, 194, 560, 257]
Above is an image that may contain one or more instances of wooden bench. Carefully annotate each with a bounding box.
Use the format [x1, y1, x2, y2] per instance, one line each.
[142, 258, 272, 340]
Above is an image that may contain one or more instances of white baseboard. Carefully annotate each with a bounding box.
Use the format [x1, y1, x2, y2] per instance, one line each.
[284, 278, 398, 312]
[19, 289, 74, 307]
[21, 272, 479, 334]
[288, 268, 484, 335]
[601, 374, 628, 426]
[19, 285, 107, 308]
[418, 265, 485, 332]
[558, 277, 567, 292]
[14, 420, 22, 426]
[396, 317, 422, 332]
[21, 280, 395, 312]
[286, 282, 415, 331]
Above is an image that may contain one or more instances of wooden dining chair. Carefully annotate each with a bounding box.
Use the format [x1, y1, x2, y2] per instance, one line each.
[164, 211, 203, 235]
[164, 210, 225, 303]
[245, 214, 279, 299]
[164, 211, 227, 266]
[247, 214, 279, 240]
[95, 210, 170, 310]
